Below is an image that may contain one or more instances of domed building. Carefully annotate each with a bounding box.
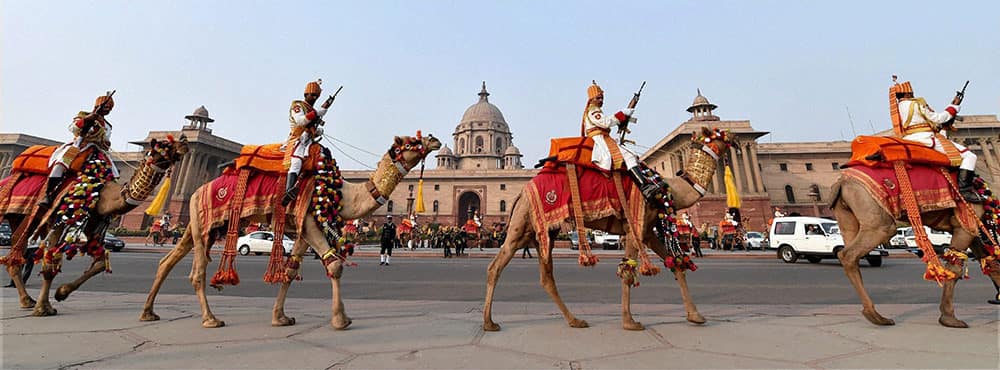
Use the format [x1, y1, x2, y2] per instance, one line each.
[444, 82, 522, 170]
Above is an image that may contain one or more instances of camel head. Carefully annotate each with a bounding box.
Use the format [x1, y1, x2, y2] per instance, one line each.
[680, 127, 734, 195]
[694, 126, 733, 158]
[147, 134, 190, 170]
[390, 131, 442, 171]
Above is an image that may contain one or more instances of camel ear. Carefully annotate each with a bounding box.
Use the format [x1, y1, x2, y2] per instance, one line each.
[701, 127, 713, 137]
[150, 138, 158, 147]
[394, 136, 403, 146]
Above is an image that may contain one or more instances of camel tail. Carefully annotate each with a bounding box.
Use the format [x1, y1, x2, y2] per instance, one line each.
[828, 178, 845, 211]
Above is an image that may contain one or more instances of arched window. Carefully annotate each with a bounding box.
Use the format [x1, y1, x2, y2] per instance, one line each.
[475, 136, 484, 153]
[500, 200, 507, 213]
[496, 138, 503, 154]
[433, 200, 439, 212]
[784, 185, 795, 203]
[459, 138, 465, 154]
[387, 200, 394, 213]
[809, 184, 822, 201]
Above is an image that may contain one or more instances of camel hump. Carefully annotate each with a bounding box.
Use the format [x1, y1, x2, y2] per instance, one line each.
[845, 135, 950, 168]
[11, 145, 58, 174]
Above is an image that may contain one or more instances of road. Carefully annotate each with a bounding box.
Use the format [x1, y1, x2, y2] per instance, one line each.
[17, 251, 997, 305]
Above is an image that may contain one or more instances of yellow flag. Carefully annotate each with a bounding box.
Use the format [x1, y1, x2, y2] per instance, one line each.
[414, 179, 426, 213]
[724, 165, 741, 208]
[144, 175, 171, 216]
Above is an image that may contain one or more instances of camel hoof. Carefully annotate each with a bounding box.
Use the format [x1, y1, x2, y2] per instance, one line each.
[202, 318, 226, 328]
[331, 316, 352, 330]
[272, 316, 296, 327]
[32, 306, 57, 317]
[862, 309, 895, 326]
[569, 318, 589, 328]
[139, 311, 161, 322]
[623, 320, 645, 331]
[687, 312, 707, 325]
[938, 315, 968, 328]
[483, 322, 501, 332]
[54, 285, 72, 302]
[20, 296, 37, 309]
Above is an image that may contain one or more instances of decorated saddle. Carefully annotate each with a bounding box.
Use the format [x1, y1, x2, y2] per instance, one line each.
[845, 135, 951, 168]
[235, 143, 321, 174]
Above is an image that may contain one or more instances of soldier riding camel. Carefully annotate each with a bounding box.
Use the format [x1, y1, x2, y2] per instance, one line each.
[40, 93, 119, 207]
[283, 79, 334, 206]
[583, 81, 660, 202]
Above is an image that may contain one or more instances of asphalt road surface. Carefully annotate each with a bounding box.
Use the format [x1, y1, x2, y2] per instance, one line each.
[10, 252, 997, 305]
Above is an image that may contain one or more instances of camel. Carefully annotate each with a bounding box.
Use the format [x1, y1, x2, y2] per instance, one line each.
[2, 136, 189, 316]
[482, 129, 731, 331]
[831, 172, 1000, 328]
[140, 134, 441, 329]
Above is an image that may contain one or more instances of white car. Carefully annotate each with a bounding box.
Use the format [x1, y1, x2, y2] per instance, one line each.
[770, 216, 887, 266]
[593, 230, 622, 250]
[902, 226, 952, 248]
[236, 231, 293, 256]
[744, 231, 767, 250]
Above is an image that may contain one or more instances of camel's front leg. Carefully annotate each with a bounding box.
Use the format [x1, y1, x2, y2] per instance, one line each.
[538, 235, 586, 328]
[620, 243, 643, 330]
[298, 217, 351, 329]
[187, 221, 223, 328]
[7, 264, 36, 309]
[272, 234, 311, 327]
[482, 232, 524, 332]
[938, 242, 973, 328]
[54, 255, 107, 302]
[645, 234, 705, 324]
[140, 230, 194, 321]
[32, 267, 57, 316]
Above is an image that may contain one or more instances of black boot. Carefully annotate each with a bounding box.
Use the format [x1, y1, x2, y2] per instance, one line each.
[628, 166, 661, 202]
[957, 169, 984, 203]
[282, 172, 299, 207]
[38, 177, 63, 208]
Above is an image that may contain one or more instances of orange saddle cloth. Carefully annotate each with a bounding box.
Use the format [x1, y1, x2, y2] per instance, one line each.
[234, 143, 320, 174]
[545, 137, 598, 170]
[845, 136, 951, 168]
[11, 145, 57, 174]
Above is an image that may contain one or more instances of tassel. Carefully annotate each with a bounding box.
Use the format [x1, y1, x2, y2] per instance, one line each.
[724, 165, 740, 208]
[144, 174, 171, 216]
[415, 162, 426, 213]
[264, 183, 289, 284]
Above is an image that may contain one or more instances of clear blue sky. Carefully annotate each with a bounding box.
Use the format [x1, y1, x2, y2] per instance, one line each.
[3, 1, 998, 169]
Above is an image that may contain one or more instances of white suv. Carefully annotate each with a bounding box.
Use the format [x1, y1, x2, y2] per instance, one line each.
[770, 216, 887, 266]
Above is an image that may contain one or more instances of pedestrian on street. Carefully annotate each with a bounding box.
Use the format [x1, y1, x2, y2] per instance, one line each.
[379, 215, 397, 266]
[521, 245, 533, 258]
[692, 227, 704, 257]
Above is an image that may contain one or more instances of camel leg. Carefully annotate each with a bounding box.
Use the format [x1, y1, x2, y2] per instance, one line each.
[272, 232, 311, 327]
[834, 199, 896, 326]
[938, 232, 974, 328]
[482, 229, 529, 331]
[32, 272, 57, 316]
[294, 216, 351, 329]
[620, 241, 643, 330]
[186, 217, 224, 328]
[54, 255, 107, 302]
[538, 233, 587, 328]
[7, 264, 36, 309]
[140, 229, 194, 321]
[645, 234, 705, 324]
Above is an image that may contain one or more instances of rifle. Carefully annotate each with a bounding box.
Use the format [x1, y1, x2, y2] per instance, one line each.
[942, 81, 969, 130]
[617, 81, 645, 145]
[82, 90, 115, 135]
[315, 86, 343, 127]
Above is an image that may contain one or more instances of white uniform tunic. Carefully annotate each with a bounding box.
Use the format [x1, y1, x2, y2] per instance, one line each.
[583, 105, 638, 170]
[898, 99, 975, 170]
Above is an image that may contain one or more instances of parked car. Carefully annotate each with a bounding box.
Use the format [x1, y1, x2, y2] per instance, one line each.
[770, 216, 887, 266]
[744, 231, 767, 250]
[568, 230, 594, 250]
[103, 233, 126, 252]
[0, 221, 11, 246]
[902, 226, 955, 258]
[593, 230, 622, 250]
[236, 231, 293, 256]
[887, 228, 908, 249]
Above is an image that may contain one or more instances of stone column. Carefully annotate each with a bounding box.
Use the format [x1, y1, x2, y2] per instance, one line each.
[740, 142, 755, 193]
[172, 154, 190, 198]
[178, 152, 200, 196]
[749, 143, 765, 194]
[981, 139, 1000, 185]
[728, 146, 743, 193]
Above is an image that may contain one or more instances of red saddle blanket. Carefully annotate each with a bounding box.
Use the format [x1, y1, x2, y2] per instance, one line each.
[0, 173, 47, 215]
[195, 169, 315, 241]
[846, 136, 951, 168]
[525, 165, 635, 232]
[840, 165, 957, 219]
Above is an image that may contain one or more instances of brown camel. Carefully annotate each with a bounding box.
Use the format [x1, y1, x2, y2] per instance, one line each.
[140, 134, 441, 329]
[482, 131, 731, 332]
[831, 176, 1000, 328]
[2, 137, 189, 316]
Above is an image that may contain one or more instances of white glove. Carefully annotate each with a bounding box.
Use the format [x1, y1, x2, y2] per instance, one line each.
[621, 108, 635, 116]
[315, 127, 324, 139]
[316, 107, 328, 118]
